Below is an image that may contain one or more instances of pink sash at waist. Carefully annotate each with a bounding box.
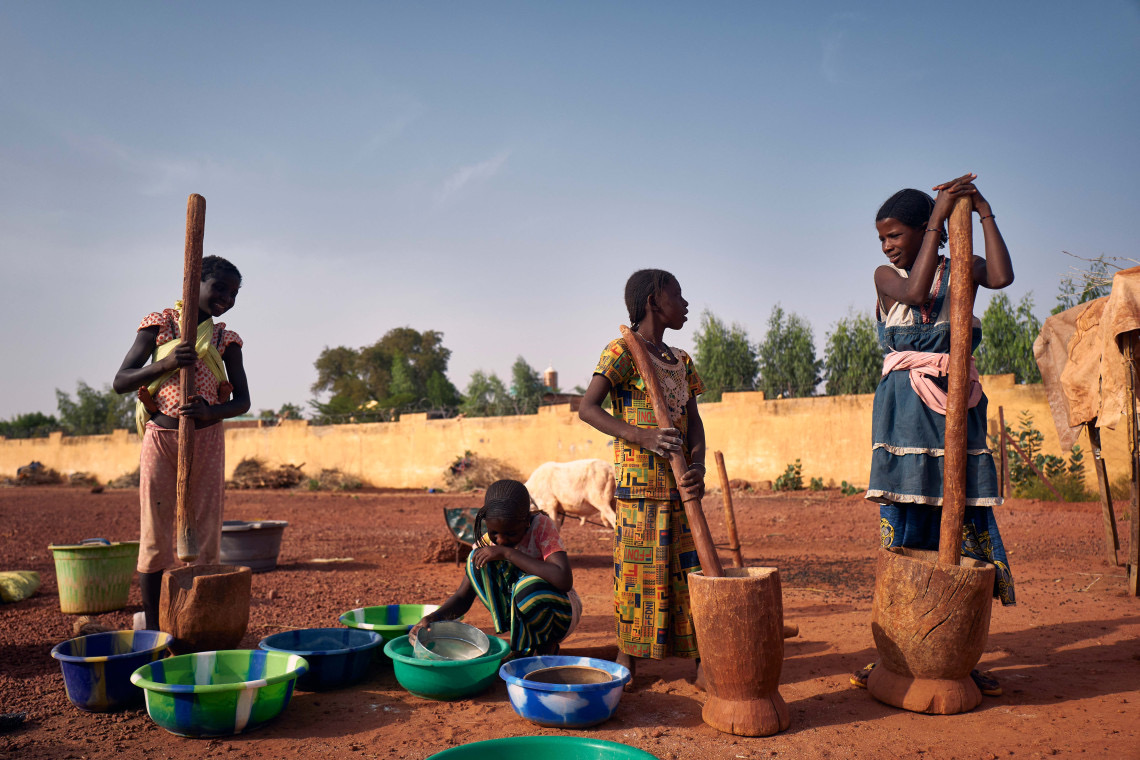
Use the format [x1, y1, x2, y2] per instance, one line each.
[881, 350, 982, 415]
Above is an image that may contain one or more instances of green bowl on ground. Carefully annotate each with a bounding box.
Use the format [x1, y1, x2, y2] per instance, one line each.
[427, 736, 659, 759]
[130, 649, 307, 737]
[383, 634, 509, 700]
[338, 604, 440, 642]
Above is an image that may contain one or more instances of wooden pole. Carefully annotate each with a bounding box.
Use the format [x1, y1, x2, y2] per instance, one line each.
[939, 198, 974, 567]
[714, 451, 744, 568]
[618, 325, 724, 577]
[997, 406, 1009, 499]
[1086, 422, 1119, 566]
[1125, 332, 1139, 596]
[176, 194, 206, 562]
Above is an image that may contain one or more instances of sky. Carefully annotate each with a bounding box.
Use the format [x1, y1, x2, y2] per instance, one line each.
[1, 2, 1137, 420]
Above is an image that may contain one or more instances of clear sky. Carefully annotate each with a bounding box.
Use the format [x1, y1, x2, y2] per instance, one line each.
[1, 2, 1137, 419]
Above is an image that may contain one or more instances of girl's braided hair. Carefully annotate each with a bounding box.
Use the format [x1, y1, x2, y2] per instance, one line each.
[473, 479, 535, 548]
[625, 269, 678, 331]
[201, 255, 242, 284]
[876, 189, 948, 248]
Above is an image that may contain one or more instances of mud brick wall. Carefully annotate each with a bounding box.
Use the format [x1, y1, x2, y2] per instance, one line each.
[0, 375, 1130, 490]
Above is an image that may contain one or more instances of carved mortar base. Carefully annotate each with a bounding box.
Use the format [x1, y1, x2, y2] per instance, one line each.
[160, 564, 252, 655]
[689, 567, 790, 737]
[869, 547, 994, 715]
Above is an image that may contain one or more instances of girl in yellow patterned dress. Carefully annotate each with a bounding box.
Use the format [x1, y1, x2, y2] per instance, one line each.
[579, 269, 707, 685]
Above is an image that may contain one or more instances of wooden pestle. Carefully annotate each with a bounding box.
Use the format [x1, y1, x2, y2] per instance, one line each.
[714, 451, 744, 568]
[619, 325, 724, 577]
[176, 194, 206, 562]
[939, 197, 974, 567]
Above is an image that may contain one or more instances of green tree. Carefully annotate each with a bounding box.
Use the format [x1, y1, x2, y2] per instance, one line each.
[55, 381, 134, 435]
[757, 305, 821, 398]
[975, 293, 1042, 384]
[0, 411, 60, 439]
[1053, 255, 1113, 315]
[311, 327, 460, 420]
[509, 357, 545, 415]
[822, 312, 882, 396]
[691, 310, 758, 402]
[460, 371, 511, 417]
[257, 403, 305, 424]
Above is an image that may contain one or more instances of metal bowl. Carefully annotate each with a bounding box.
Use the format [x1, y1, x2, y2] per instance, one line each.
[412, 621, 490, 661]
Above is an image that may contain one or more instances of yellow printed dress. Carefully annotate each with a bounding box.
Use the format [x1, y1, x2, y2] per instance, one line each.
[594, 337, 705, 659]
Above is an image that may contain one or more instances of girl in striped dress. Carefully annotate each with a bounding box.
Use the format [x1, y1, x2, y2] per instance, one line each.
[411, 479, 581, 656]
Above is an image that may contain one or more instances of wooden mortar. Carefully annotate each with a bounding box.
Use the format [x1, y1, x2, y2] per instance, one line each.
[160, 564, 251, 655]
[690, 567, 789, 736]
[867, 196, 996, 715]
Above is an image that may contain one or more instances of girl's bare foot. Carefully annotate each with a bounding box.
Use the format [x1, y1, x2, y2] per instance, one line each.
[615, 651, 638, 692]
[694, 659, 706, 692]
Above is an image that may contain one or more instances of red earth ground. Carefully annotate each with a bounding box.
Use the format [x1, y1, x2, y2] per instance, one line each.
[1, 485, 1137, 760]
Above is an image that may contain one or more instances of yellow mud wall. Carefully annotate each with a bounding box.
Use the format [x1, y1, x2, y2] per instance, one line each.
[1, 375, 1132, 491]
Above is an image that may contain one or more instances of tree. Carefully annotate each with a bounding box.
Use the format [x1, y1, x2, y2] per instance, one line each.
[0, 411, 59, 439]
[460, 371, 511, 417]
[311, 327, 461, 420]
[1052, 254, 1114, 315]
[757, 305, 821, 398]
[975, 293, 1042, 384]
[691, 310, 758, 402]
[55, 381, 134, 435]
[822, 312, 882, 396]
[509, 357, 545, 415]
[257, 403, 305, 425]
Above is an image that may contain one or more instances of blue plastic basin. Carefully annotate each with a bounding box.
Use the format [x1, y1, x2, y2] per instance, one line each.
[258, 627, 383, 691]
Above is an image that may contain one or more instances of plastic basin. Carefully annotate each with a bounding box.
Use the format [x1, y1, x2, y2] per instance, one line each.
[499, 656, 630, 728]
[383, 634, 509, 700]
[427, 736, 659, 759]
[131, 649, 308, 737]
[51, 630, 173, 712]
[219, 520, 288, 573]
[48, 538, 138, 614]
[339, 604, 440, 642]
[258, 627, 383, 691]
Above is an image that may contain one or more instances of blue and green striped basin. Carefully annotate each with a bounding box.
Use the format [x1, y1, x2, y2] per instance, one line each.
[428, 737, 660, 759]
[51, 630, 173, 712]
[338, 604, 440, 642]
[130, 649, 308, 738]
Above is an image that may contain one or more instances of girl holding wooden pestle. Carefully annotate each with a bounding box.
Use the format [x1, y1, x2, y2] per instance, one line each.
[857, 174, 1015, 694]
[579, 269, 707, 688]
[113, 255, 250, 630]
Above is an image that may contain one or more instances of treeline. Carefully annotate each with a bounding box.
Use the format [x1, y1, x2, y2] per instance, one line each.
[1, 257, 1119, 436]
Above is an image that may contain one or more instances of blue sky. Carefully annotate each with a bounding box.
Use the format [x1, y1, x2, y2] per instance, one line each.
[1, 2, 1137, 419]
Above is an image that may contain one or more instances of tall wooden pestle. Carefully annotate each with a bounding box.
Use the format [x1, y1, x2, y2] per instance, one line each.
[618, 325, 724, 577]
[939, 197, 974, 567]
[176, 194, 206, 562]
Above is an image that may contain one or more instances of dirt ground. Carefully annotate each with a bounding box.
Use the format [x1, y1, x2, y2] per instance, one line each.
[1, 485, 1137, 760]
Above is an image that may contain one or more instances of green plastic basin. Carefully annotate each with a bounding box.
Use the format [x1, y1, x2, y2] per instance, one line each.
[339, 604, 441, 642]
[384, 634, 509, 700]
[427, 736, 659, 759]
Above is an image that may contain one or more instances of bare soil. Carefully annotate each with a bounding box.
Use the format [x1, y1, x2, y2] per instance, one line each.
[1, 486, 1137, 759]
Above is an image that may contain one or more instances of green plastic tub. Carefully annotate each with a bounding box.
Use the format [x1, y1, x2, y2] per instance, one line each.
[49, 539, 139, 614]
[427, 736, 659, 759]
[384, 634, 509, 700]
[131, 649, 308, 737]
[339, 604, 440, 642]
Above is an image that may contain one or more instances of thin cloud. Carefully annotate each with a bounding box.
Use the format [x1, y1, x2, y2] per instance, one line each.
[59, 131, 237, 197]
[357, 103, 424, 159]
[820, 13, 859, 86]
[436, 150, 510, 203]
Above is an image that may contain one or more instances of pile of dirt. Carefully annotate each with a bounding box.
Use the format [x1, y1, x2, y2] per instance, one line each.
[66, 472, 99, 488]
[107, 468, 140, 489]
[421, 536, 472, 564]
[227, 458, 307, 489]
[443, 451, 522, 491]
[307, 468, 363, 491]
[3, 462, 64, 486]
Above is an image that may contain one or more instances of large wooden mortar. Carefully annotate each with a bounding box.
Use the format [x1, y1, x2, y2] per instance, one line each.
[689, 567, 789, 736]
[159, 564, 251, 655]
[868, 548, 994, 714]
